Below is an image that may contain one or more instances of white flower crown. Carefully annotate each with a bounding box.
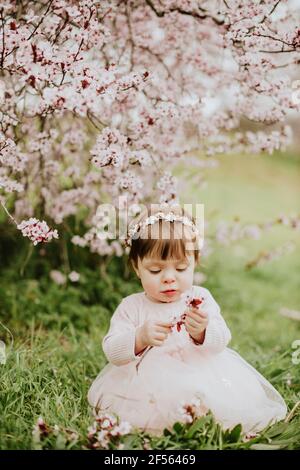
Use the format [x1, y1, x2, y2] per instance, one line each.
[126, 211, 200, 247]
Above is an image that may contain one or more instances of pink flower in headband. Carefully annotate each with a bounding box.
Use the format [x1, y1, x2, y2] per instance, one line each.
[126, 211, 199, 247]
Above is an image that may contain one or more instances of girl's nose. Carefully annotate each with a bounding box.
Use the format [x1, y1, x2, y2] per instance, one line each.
[162, 270, 176, 283]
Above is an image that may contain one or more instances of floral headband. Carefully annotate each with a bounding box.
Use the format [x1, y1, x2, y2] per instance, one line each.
[125, 211, 200, 247]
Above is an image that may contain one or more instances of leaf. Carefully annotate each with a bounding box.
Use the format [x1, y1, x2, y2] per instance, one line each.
[268, 368, 285, 379]
[264, 422, 289, 438]
[121, 434, 138, 450]
[55, 433, 67, 450]
[270, 439, 299, 447]
[228, 423, 242, 442]
[173, 422, 183, 434]
[250, 443, 283, 450]
[185, 418, 206, 439]
[163, 428, 173, 437]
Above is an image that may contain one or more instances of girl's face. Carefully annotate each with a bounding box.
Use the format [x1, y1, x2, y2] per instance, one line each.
[134, 254, 195, 303]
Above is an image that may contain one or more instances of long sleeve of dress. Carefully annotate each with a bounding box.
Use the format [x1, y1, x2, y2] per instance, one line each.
[102, 298, 141, 366]
[191, 287, 232, 354]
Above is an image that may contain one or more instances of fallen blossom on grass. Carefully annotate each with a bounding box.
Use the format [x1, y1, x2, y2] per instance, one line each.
[32, 416, 79, 449]
[142, 437, 152, 450]
[242, 431, 260, 442]
[32, 416, 51, 442]
[285, 373, 292, 388]
[177, 396, 206, 424]
[87, 412, 132, 449]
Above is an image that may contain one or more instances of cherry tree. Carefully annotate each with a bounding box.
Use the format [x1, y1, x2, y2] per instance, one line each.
[0, 0, 299, 260]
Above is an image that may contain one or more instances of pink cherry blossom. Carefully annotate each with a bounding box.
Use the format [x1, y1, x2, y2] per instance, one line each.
[0, 0, 298, 257]
[87, 412, 132, 449]
[178, 395, 207, 424]
[17, 218, 59, 245]
[68, 271, 80, 282]
[50, 270, 66, 285]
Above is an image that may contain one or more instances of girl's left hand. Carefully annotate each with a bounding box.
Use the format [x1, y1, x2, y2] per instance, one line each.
[184, 306, 208, 343]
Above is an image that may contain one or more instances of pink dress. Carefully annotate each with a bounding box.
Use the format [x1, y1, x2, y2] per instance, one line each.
[87, 286, 287, 435]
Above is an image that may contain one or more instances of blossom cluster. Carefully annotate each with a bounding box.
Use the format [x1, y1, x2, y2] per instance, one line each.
[169, 293, 205, 332]
[216, 214, 300, 246]
[50, 270, 80, 285]
[245, 241, 295, 270]
[87, 413, 132, 450]
[177, 396, 207, 424]
[32, 416, 78, 449]
[17, 218, 59, 245]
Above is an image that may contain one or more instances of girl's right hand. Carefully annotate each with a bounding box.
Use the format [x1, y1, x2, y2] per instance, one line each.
[138, 320, 173, 348]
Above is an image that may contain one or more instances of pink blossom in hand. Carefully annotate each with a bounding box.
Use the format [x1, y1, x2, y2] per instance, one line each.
[169, 293, 205, 333]
[169, 291, 206, 342]
[185, 296, 204, 309]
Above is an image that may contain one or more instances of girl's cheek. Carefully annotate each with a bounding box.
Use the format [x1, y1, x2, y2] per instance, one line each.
[145, 276, 158, 288]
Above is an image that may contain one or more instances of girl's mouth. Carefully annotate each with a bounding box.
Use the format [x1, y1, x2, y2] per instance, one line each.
[162, 290, 178, 296]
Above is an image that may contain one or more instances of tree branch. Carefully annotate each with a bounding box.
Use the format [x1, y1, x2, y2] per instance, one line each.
[145, 0, 224, 25]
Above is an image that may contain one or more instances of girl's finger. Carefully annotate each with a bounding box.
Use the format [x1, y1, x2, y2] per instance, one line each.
[187, 311, 206, 323]
[185, 318, 200, 329]
[193, 312, 208, 322]
[156, 325, 172, 333]
[186, 320, 207, 333]
[154, 332, 167, 341]
[152, 339, 164, 347]
[191, 307, 207, 317]
[157, 321, 173, 327]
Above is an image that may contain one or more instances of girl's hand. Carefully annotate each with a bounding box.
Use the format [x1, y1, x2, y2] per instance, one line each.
[137, 320, 173, 349]
[184, 306, 208, 344]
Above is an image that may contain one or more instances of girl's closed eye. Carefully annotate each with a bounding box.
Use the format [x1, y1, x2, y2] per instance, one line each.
[148, 266, 188, 273]
[176, 266, 188, 272]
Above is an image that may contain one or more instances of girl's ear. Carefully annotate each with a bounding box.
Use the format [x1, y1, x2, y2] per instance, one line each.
[134, 268, 140, 279]
[131, 260, 140, 278]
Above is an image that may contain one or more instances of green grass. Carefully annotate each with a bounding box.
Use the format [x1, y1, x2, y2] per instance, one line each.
[0, 150, 300, 450]
[175, 150, 300, 224]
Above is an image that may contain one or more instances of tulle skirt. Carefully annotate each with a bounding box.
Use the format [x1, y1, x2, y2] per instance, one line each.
[88, 342, 287, 435]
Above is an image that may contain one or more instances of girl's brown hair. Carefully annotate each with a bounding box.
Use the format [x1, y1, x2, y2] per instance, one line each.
[128, 204, 200, 270]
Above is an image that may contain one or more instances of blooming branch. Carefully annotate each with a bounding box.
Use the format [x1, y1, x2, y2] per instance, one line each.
[0, 0, 298, 256]
[17, 218, 59, 245]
